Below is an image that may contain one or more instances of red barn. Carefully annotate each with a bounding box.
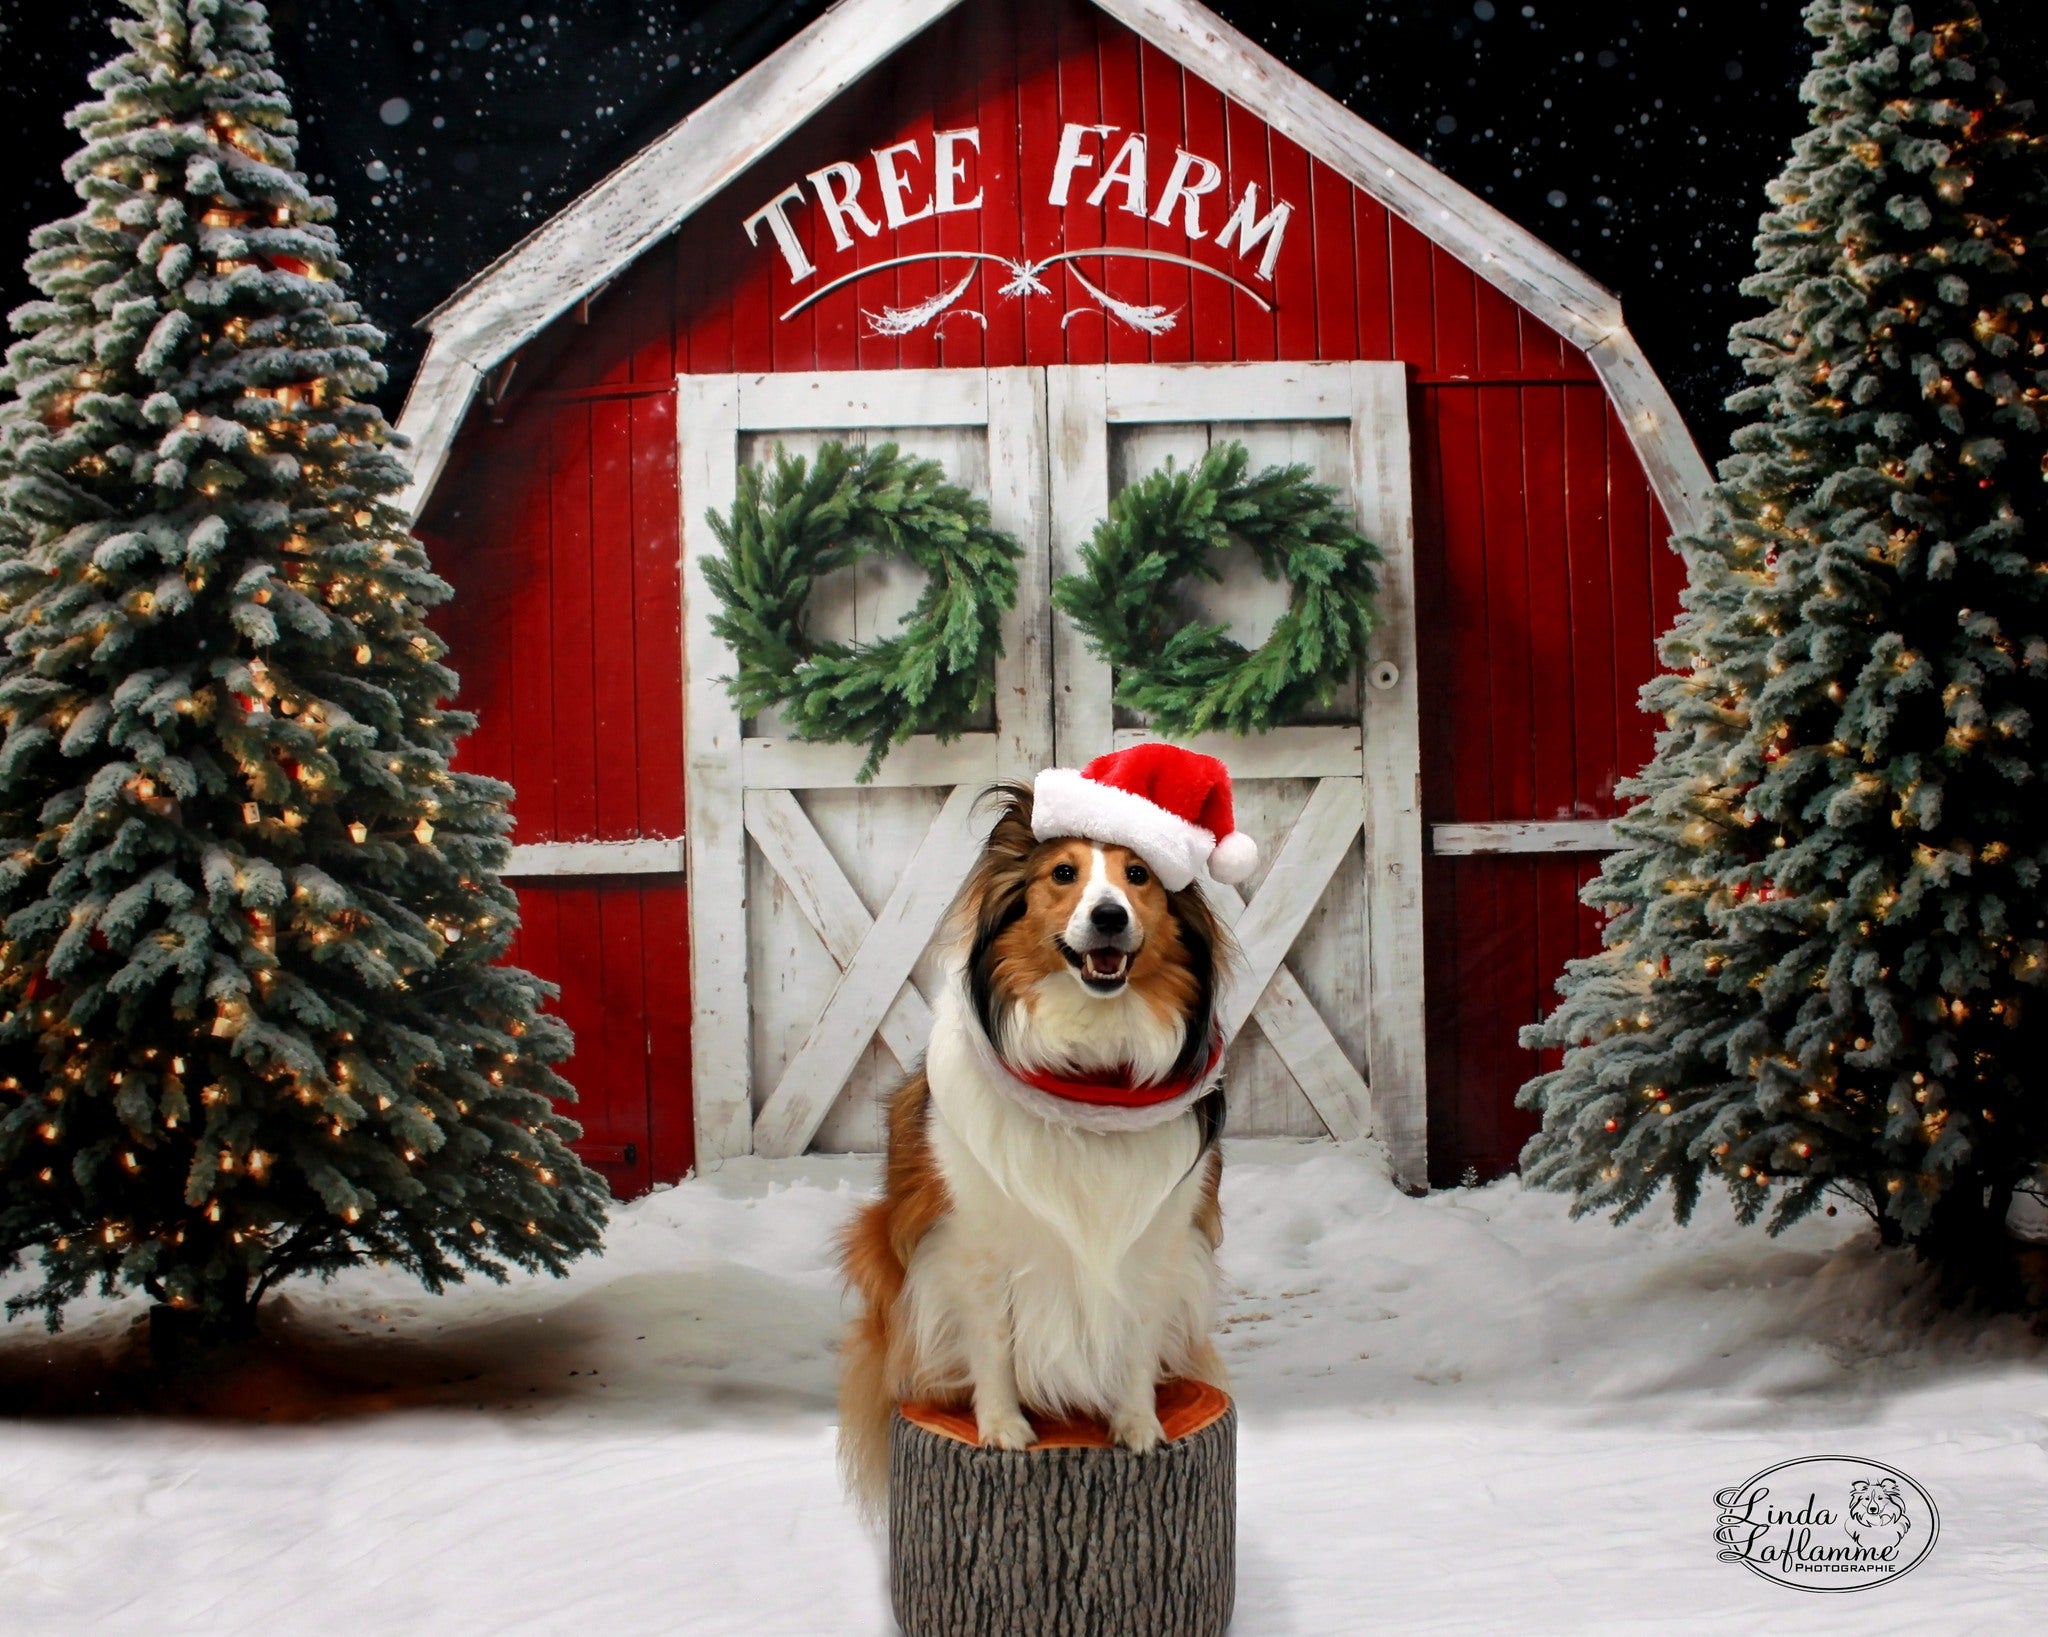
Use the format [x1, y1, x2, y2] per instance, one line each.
[397, 0, 1709, 1197]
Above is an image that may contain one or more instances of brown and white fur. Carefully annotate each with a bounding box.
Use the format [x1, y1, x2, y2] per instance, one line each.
[837, 782, 1231, 1513]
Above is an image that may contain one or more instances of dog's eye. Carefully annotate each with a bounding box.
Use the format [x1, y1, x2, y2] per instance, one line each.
[1125, 863, 1149, 886]
[1051, 862, 1078, 885]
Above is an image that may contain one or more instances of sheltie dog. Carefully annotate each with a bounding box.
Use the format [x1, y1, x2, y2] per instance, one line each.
[836, 781, 1233, 1512]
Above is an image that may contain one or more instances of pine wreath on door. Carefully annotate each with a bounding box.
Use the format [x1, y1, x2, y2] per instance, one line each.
[681, 362, 1424, 1187]
[1049, 362, 1426, 1185]
[680, 368, 1052, 1163]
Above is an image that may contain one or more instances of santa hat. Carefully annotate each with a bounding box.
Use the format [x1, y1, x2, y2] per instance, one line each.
[1031, 744, 1259, 892]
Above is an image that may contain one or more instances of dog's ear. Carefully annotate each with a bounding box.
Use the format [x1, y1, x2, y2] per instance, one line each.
[970, 780, 1037, 867]
[1164, 879, 1235, 1080]
[955, 783, 1038, 1031]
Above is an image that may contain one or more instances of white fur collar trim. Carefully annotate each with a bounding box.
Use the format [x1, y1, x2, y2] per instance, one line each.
[941, 978, 1223, 1135]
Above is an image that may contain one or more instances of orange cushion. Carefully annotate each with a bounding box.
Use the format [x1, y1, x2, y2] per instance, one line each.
[900, 1378, 1230, 1451]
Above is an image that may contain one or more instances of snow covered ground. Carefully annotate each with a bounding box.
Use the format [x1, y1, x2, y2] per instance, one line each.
[1, 1139, 2043, 1635]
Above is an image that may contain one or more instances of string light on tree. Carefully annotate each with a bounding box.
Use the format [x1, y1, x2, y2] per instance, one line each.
[1518, 1, 2048, 1306]
[0, 0, 606, 1339]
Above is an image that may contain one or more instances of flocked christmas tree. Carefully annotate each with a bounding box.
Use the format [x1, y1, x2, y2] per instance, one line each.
[1520, 0, 2048, 1292]
[0, 0, 606, 1336]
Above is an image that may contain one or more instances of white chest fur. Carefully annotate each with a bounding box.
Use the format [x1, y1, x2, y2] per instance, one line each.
[906, 986, 1219, 1418]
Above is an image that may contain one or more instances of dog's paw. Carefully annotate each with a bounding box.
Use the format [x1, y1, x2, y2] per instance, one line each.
[977, 1408, 1036, 1451]
[1110, 1406, 1165, 1454]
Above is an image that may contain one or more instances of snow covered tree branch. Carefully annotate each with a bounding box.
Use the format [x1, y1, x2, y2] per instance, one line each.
[1519, 0, 2048, 1302]
[0, 0, 606, 1337]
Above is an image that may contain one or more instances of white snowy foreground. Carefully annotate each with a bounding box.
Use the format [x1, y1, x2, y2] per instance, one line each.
[2, 1139, 2043, 1635]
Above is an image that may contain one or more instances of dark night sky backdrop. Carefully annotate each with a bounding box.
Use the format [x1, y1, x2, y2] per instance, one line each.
[2, 0, 2044, 458]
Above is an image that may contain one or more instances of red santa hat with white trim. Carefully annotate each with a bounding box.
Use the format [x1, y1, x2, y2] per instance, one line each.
[1031, 743, 1258, 893]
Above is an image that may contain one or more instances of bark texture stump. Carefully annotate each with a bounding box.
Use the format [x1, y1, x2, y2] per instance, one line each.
[889, 1378, 1235, 1637]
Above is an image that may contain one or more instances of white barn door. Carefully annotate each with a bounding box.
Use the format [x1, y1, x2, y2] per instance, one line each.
[1048, 363, 1426, 1188]
[680, 370, 1051, 1162]
[681, 363, 1423, 1187]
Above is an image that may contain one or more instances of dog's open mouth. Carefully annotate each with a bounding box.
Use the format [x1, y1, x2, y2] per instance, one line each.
[1058, 940, 1133, 991]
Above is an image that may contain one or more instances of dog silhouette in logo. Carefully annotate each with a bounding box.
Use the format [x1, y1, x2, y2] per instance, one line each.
[1847, 1477, 1914, 1551]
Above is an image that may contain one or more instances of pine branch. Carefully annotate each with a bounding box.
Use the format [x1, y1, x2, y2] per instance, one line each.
[0, 0, 607, 1333]
[1517, 1, 2048, 1292]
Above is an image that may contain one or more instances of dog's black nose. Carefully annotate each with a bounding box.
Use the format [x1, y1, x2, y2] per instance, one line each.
[1089, 901, 1129, 934]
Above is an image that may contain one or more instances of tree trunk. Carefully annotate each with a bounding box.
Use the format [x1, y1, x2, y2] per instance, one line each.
[889, 1380, 1235, 1637]
[147, 1291, 259, 1367]
[1916, 1172, 2028, 1308]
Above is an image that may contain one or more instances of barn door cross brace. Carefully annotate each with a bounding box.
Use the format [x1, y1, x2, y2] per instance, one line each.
[682, 367, 1052, 1167]
[1202, 777, 1372, 1141]
[743, 788, 936, 1076]
[682, 362, 1420, 1179]
[750, 783, 983, 1159]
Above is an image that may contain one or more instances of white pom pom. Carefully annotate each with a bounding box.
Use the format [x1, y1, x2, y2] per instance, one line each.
[1208, 830, 1258, 885]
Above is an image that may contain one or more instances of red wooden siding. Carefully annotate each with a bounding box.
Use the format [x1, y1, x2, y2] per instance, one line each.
[1412, 385, 1681, 1183]
[424, 392, 691, 1194]
[422, 0, 1686, 1191]
[497, 0, 1598, 389]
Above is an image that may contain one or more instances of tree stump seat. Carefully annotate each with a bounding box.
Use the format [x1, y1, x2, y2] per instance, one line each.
[889, 1378, 1236, 1637]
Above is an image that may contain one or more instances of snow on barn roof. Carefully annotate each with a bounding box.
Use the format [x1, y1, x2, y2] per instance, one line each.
[393, 0, 1712, 532]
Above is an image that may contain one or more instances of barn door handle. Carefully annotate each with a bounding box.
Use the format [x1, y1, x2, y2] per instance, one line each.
[581, 1141, 640, 1166]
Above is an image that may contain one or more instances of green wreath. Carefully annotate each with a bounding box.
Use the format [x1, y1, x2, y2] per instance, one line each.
[1052, 442, 1384, 736]
[701, 440, 1021, 782]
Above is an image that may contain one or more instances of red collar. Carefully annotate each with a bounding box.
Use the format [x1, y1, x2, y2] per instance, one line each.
[1005, 1037, 1224, 1108]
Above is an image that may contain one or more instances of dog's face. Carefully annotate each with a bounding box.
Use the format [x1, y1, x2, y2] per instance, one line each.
[958, 783, 1228, 1083]
[1032, 837, 1172, 997]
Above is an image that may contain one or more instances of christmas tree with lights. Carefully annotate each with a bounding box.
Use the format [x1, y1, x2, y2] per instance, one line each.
[0, 0, 606, 1338]
[1520, 0, 2048, 1296]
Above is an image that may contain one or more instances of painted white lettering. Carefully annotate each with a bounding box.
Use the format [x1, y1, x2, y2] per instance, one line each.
[751, 123, 1293, 294]
[932, 127, 982, 213]
[1049, 122, 1114, 207]
[807, 160, 883, 251]
[872, 138, 936, 230]
[1150, 148, 1223, 238]
[1087, 132, 1149, 216]
[1215, 182, 1293, 280]
[743, 182, 814, 281]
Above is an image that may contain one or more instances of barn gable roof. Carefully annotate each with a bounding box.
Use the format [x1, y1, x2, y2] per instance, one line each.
[393, 0, 1712, 532]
